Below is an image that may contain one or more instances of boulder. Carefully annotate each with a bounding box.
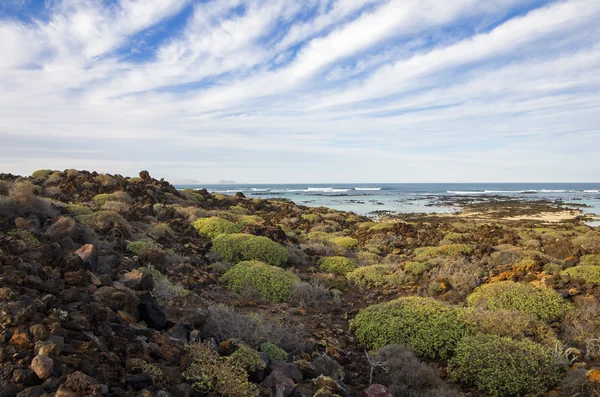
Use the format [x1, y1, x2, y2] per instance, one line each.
[357, 384, 393, 397]
[31, 355, 54, 380]
[260, 371, 295, 397]
[119, 270, 153, 291]
[44, 217, 84, 243]
[15, 385, 45, 397]
[269, 361, 303, 383]
[126, 373, 153, 391]
[75, 244, 98, 272]
[94, 286, 139, 314]
[138, 292, 168, 330]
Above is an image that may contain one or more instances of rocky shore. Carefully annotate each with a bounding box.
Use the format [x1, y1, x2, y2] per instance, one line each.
[1, 169, 600, 397]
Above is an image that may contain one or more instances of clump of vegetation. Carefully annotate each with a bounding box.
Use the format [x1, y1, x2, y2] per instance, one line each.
[403, 261, 432, 280]
[31, 169, 54, 179]
[427, 257, 482, 299]
[290, 281, 331, 307]
[126, 358, 163, 380]
[9, 181, 57, 217]
[346, 264, 403, 287]
[92, 191, 133, 206]
[462, 308, 557, 345]
[466, 281, 570, 322]
[563, 297, 600, 359]
[414, 244, 472, 260]
[573, 232, 600, 252]
[302, 214, 321, 223]
[192, 217, 242, 239]
[212, 234, 289, 266]
[101, 201, 130, 214]
[76, 210, 133, 238]
[183, 341, 259, 397]
[448, 334, 566, 397]
[0, 180, 10, 196]
[561, 265, 600, 284]
[260, 342, 288, 362]
[221, 261, 300, 302]
[65, 203, 93, 216]
[228, 343, 266, 372]
[373, 345, 458, 397]
[329, 236, 358, 249]
[351, 297, 468, 358]
[138, 265, 188, 304]
[579, 254, 600, 266]
[126, 239, 162, 256]
[8, 229, 40, 248]
[317, 256, 357, 275]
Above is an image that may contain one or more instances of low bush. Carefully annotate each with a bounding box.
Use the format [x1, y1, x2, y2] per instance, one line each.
[221, 261, 300, 302]
[101, 201, 130, 214]
[373, 345, 458, 397]
[318, 256, 356, 275]
[10, 181, 57, 217]
[427, 257, 482, 298]
[138, 265, 188, 304]
[563, 297, 600, 359]
[462, 308, 557, 345]
[346, 264, 403, 287]
[448, 334, 566, 397]
[301, 214, 321, 223]
[290, 281, 331, 307]
[573, 232, 600, 252]
[561, 265, 600, 284]
[212, 234, 289, 266]
[126, 358, 163, 381]
[580, 254, 600, 266]
[311, 354, 344, 381]
[31, 169, 53, 179]
[466, 281, 570, 322]
[403, 261, 432, 280]
[92, 191, 133, 206]
[414, 244, 472, 260]
[329, 236, 358, 249]
[65, 203, 93, 216]
[0, 180, 10, 196]
[351, 297, 468, 358]
[77, 210, 132, 238]
[260, 342, 288, 362]
[183, 341, 259, 397]
[192, 217, 241, 239]
[228, 343, 266, 372]
[127, 239, 162, 256]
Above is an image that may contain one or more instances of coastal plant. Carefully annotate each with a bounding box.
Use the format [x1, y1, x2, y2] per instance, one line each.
[211, 233, 289, 266]
[183, 341, 259, 397]
[65, 203, 93, 216]
[92, 191, 132, 206]
[448, 334, 566, 397]
[8, 229, 40, 248]
[192, 216, 241, 239]
[311, 354, 344, 381]
[101, 201, 130, 214]
[329, 236, 359, 249]
[373, 345, 458, 397]
[126, 358, 163, 380]
[31, 169, 54, 179]
[0, 180, 10, 196]
[351, 297, 468, 359]
[317, 256, 357, 275]
[138, 265, 188, 304]
[466, 281, 570, 322]
[221, 260, 300, 302]
[580, 254, 600, 266]
[9, 181, 58, 217]
[302, 213, 321, 223]
[346, 264, 401, 287]
[403, 261, 432, 280]
[562, 296, 600, 358]
[562, 265, 600, 284]
[573, 232, 600, 252]
[260, 342, 288, 362]
[76, 210, 132, 238]
[413, 244, 472, 260]
[427, 257, 482, 298]
[126, 239, 162, 256]
[228, 343, 266, 372]
[290, 280, 331, 307]
[461, 308, 557, 345]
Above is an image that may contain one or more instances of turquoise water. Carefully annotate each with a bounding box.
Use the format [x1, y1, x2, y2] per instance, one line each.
[176, 183, 600, 222]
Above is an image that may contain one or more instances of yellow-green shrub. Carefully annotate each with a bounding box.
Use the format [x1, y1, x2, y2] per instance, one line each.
[183, 341, 258, 397]
[403, 261, 432, 279]
[329, 236, 358, 249]
[76, 210, 132, 238]
[221, 261, 300, 302]
[318, 256, 357, 275]
[192, 217, 241, 239]
[414, 244, 472, 260]
[346, 265, 402, 287]
[562, 265, 600, 284]
[448, 334, 565, 397]
[466, 281, 570, 322]
[580, 254, 600, 266]
[260, 342, 288, 361]
[31, 169, 53, 179]
[302, 214, 321, 223]
[65, 203, 93, 216]
[351, 297, 468, 359]
[228, 343, 266, 372]
[212, 234, 289, 266]
[126, 239, 162, 255]
[92, 191, 132, 206]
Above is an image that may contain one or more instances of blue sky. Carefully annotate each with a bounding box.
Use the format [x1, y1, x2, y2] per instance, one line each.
[0, 0, 599, 183]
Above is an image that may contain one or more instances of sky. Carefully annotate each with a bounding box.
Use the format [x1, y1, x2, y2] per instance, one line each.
[0, 0, 599, 183]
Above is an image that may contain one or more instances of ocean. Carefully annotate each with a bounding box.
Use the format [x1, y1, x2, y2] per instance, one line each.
[175, 183, 600, 224]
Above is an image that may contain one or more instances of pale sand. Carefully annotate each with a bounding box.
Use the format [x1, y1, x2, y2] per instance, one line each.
[458, 210, 581, 223]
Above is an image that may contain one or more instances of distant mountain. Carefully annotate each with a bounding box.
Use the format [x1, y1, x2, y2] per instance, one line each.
[172, 178, 202, 185]
[219, 180, 238, 184]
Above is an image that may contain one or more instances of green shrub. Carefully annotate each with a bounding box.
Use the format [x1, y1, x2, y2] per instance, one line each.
[562, 265, 600, 284]
[414, 244, 472, 260]
[260, 342, 288, 361]
[573, 232, 600, 252]
[212, 234, 289, 266]
[31, 169, 53, 179]
[448, 334, 565, 397]
[228, 343, 266, 372]
[183, 341, 259, 397]
[127, 358, 163, 380]
[403, 261, 432, 279]
[76, 210, 132, 238]
[580, 254, 600, 266]
[329, 236, 358, 249]
[65, 203, 93, 216]
[466, 281, 570, 322]
[92, 191, 132, 206]
[138, 265, 189, 304]
[221, 261, 300, 302]
[318, 256, 357, 275]
[8, 229, 40, 248]
[126, 239, 162, 255]
[302, 214, 321, 223]
[351, 297, 468, 359]
[192, 217, 242, 239]
[444, 232, 464, 241]
[238, 215, 263, 227]
[346, 265, 401, 287]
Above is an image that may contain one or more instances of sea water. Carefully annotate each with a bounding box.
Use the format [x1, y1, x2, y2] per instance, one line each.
[176, 183, 600, 222]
